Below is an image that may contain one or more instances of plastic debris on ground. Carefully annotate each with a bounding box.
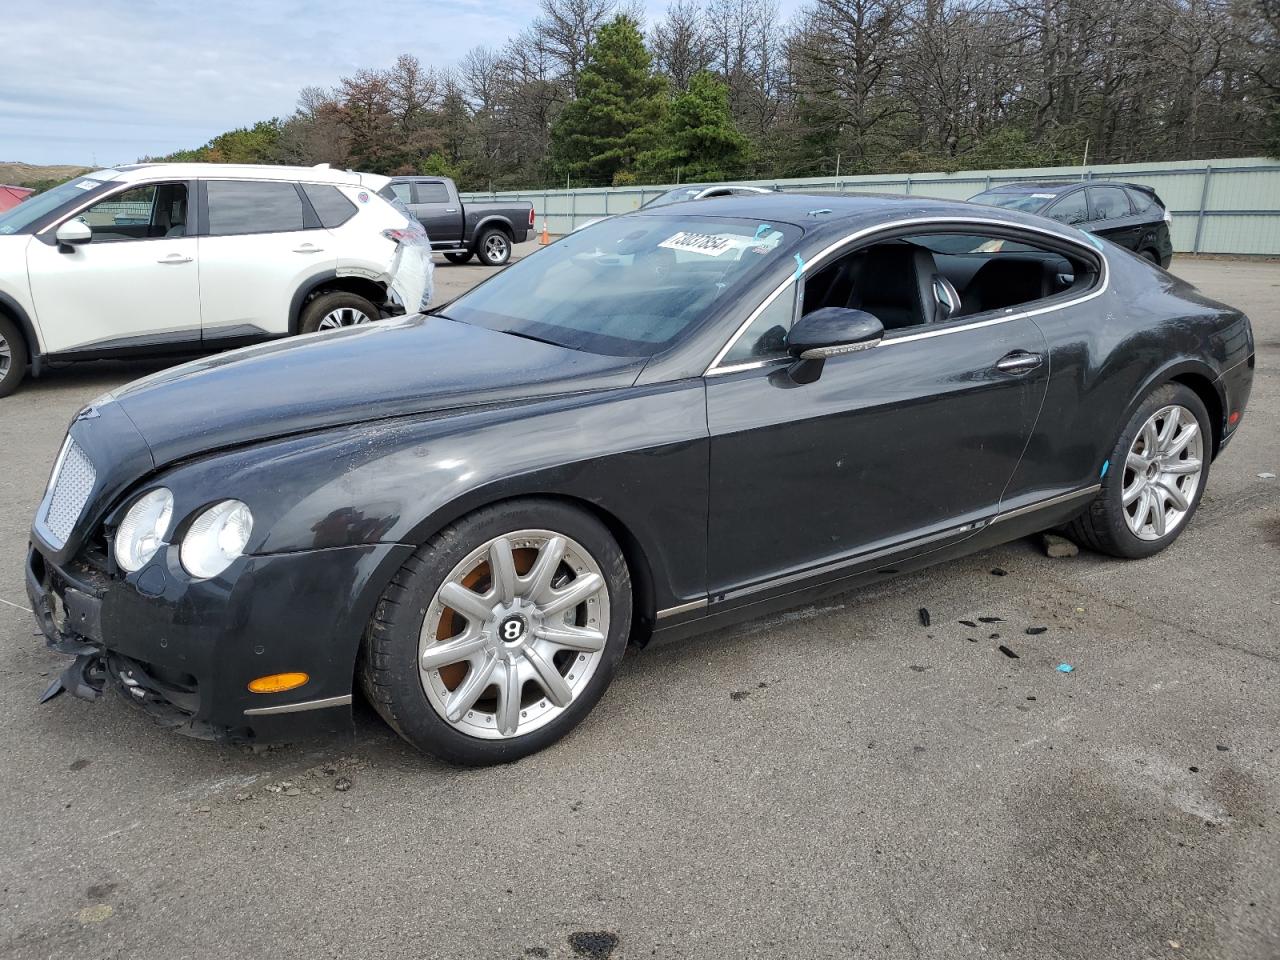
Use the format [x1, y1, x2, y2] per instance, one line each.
[1259, 472, 1277, 479]
[1056, 663, 1073, 673]
[918, 607, 931, 627]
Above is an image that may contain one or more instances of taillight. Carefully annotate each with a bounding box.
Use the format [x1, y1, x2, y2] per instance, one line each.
[382, 228, 413, 244]
[529, 206, 536, 228]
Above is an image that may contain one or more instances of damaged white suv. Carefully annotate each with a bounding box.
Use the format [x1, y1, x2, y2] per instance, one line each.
[0, 163, 433, 397]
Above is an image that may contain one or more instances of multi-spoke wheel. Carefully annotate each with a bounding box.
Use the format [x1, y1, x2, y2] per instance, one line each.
[298, 291, 380, 335]
[1121, 405, 1203, 540]
[1068, 383, 1211, 558]
[360, 500, 631, 765]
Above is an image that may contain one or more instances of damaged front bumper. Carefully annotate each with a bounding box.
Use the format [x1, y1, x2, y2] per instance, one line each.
[26, 540, 408, 744]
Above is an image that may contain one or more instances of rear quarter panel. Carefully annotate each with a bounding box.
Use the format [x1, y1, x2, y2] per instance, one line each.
[1006, 249, 1252, 509]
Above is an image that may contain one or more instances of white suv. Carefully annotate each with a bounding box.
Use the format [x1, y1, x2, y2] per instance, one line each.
[0, 163, 432, 397]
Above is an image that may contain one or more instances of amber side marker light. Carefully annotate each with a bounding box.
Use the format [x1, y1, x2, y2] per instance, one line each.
[248, 672, 309, 694]
[1228, 411, 1241, 426]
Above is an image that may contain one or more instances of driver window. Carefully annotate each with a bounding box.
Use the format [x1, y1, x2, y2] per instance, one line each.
[720, 283, 797, 366]
[77, 183, 188, 242]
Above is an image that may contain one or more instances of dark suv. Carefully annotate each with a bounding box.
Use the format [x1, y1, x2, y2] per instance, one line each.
[969, 181, 1174, 267]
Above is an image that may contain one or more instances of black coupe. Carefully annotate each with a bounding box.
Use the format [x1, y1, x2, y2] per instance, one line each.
[29, 194, 1254, 765]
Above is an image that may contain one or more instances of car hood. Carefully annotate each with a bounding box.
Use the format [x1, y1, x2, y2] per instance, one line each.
[104, 314, 645, 467]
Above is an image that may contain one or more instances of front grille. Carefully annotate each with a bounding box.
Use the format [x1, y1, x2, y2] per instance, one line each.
[43, 438, 96, 546]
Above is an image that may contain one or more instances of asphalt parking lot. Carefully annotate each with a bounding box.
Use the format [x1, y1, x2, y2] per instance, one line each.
[1, 250, 1276, 960]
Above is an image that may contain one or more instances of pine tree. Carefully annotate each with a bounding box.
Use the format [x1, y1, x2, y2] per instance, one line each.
[549, 15, 667, 185]
[638, 71, 750, 181]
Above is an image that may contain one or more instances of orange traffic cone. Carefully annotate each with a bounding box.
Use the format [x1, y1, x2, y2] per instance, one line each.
[539, 220, 550, 245]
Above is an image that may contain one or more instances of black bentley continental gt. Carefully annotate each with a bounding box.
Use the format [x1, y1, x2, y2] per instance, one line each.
[29, 194, 1254, 764]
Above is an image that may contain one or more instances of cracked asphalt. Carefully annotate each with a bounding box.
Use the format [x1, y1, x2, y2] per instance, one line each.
[1, 250, 1276, 959]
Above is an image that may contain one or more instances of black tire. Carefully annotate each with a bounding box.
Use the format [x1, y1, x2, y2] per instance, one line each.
[475, 227, 512, 266]
[1067, 382, 1211, 559]
[0, 314, 28, 399]
[1138, 248, 1160, 265]
[359, 498, 632, 765]
[443, 251, 473, 265]
[298, 291, 379, 335]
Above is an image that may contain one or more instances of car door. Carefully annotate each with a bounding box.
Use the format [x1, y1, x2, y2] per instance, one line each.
[411, 180, 463, 245]
[196, 179, 337, 340]
[1086, 185, 1142, 251]
[704, 233, 1050, 596]
[25, 180, 200, 354]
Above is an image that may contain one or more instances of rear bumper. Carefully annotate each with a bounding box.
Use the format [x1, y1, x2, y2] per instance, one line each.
[27, 539, 411, 743]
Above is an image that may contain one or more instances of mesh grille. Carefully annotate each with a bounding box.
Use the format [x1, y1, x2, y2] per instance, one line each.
[43, 439, 96, 546]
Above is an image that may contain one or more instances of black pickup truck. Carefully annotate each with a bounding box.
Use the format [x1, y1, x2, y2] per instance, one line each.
[381, 176, 534, 266]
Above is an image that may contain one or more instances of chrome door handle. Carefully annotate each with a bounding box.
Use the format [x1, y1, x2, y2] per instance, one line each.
[446, 208, 457, 212]
[995, 351, 1043, 374]
[293, 245, 324, 254]
[157, 254, 192, 264]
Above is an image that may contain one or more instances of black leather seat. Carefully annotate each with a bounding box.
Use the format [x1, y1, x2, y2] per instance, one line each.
[845, 244, 940, 329]
[960, 258, 1051, 315]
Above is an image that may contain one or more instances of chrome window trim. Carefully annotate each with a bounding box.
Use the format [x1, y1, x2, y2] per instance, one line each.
[704, 215, 1110, 376]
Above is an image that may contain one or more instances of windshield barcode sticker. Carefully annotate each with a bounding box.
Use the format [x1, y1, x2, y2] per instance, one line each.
[658, 231, 738, 256]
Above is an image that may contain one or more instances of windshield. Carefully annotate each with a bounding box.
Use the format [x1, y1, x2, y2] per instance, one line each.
[0, 171, 119, 235]
[969, 189, 1057, 214]
[443, 215, 800, 357]
[641, 187, 706, 209]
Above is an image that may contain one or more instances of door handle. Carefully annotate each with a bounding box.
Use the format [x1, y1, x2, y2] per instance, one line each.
[995, 351, 1043, 374]
[293, 245, 324, 254]
[156, 254, 192, 264]
[446, 208, 457, 212]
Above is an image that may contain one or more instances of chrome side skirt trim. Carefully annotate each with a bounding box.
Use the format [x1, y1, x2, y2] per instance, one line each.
[244, 693, 352, 716]
[992, 485, 1100, 523]
[662, 485, 1102, 620]
[655, 598, 709, 620]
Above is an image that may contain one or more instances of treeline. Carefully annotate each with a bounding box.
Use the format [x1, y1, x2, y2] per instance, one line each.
[157, 0, 1280, 189]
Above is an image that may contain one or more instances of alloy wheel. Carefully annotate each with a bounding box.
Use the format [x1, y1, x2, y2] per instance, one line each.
[0, 332, 10, 380]
[317, 307, 372, 330]
[418, 529, 609, 739]
[483, 234, 509, 263]
[1122, 404, 1203, 540]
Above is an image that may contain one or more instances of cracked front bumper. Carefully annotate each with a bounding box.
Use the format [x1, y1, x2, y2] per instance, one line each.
[27, 539, 412, 743]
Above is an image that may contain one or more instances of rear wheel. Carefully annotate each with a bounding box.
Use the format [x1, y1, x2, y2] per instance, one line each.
[443, 251, 473, 265]
[1139, 248, 1160, 265]
[360, 499, 632, 765]
[475, 228, 511, 266]
[1068, 383, 1210, 559]
[298, 291, 379, 334]
[0, 314, 28, 398]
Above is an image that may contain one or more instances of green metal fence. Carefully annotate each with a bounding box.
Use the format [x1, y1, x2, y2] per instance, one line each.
[463, 157, 1280, 255]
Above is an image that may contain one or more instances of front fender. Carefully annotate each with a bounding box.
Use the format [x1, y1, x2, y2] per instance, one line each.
[147, 381, 710, 612]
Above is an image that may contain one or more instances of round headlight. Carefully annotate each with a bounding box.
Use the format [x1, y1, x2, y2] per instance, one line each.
[180, 500, 253, 579]
[115, 488, 174, 573]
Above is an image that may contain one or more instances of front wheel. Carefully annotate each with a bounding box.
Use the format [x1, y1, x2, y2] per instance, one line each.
[1067, 383, 1210, 558]
[475, 228, 511, 266]
[359, 499, 632, 765]
[0, 314, 28, 398]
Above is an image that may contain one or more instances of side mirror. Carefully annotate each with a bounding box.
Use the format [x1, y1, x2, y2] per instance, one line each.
[55, 219, 92, 252]
[785, 307, 883, 383]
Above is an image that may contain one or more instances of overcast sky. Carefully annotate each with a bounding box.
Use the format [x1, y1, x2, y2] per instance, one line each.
[2, 0, 804, 168]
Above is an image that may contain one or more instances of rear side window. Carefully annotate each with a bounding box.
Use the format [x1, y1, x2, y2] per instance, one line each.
[1086, 186, 1133, 221]
[1044, 190, 1089, 226]
[302, 183, 357, 228]
[207, 180, 305, 236]
[414, 181, 451, 203]
[1126, 188, 1159, 214]
[383, 182, 413, 203]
